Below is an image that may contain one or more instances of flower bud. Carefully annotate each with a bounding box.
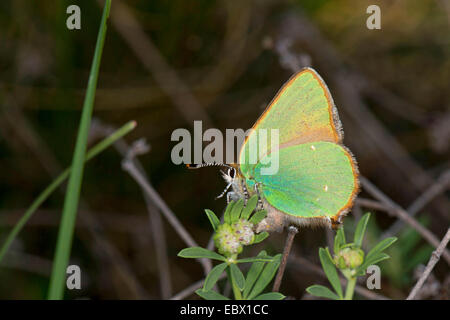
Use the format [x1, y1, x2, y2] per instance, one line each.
[214, 224, 242, 256]
[334, 247, 364, 269]
[232, 219, 255, 245]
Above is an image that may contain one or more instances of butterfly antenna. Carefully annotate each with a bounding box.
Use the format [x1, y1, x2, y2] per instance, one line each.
[186, 162, 233, 169]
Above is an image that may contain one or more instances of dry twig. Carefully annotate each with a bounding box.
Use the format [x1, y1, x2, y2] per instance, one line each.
[170, 273, 227, 300]
[360, 176, 450, 265]
[272, 226, 298, 292]
[121, 139, 212, 277]
[383, 170, 450, 238]
[407, 228, 450, 300]
[91, 119, 173, 298]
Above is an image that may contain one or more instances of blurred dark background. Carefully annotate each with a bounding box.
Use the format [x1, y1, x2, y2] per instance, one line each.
[0, 0, 449, 299]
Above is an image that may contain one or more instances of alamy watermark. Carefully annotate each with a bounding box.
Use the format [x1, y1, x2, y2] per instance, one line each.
[171, 121, 280, 175]
[366, 5, 381, 30]
[66, 5, 81, 30]
[66, 265, 81, 290]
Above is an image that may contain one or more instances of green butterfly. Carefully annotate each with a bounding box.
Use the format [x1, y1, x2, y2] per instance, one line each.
[190, 68, 359, 232]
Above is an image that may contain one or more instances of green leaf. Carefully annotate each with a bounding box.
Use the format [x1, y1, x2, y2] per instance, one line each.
[229, 264, 245, 291]
[252, 232, 269, 244]
[249, 210, 267, 225]
[334, 227, 346, 255]
[247, 254, 282, 300]
[354, 213, 371, 248]
[366, 237, 397, 261]
[203, 262, 228, 291]
[253, 292, 285, 300]
[178, 247, 226, 261]
[358, 253, 391, 275]
[195, 289, 230, 300]
[366, 252, 390, 266]
[224, 201, 236, 225]
[241, 195, 258, 220]
[243, 251, 267, 299]
[306, 285, 340, 300]
[237, 256, 273, 263]
[230, 199, 244, 224]
[319, 247, 343, 299]
[204, 209, 220, 231]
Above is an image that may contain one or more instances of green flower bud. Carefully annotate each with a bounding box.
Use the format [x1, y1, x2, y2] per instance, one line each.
[334, 247, 364, 269]
[232, 219, 255, 245]
[214, 224, 242, 256]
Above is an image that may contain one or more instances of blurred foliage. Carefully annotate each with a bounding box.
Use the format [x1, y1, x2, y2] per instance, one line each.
[366, 216, 434, 290]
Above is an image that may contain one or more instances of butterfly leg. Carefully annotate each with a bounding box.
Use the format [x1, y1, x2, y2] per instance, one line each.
[254, 183, 264, 210]
[226, 191, 234, 204]
[240, 179, 249, 206]
[216, 182, 232, 200]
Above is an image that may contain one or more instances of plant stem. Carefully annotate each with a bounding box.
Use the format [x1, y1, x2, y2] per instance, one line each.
[227, 267, 242, 300]
[47, 0, 111, 300]
[344, 277, 357, 300]
[0, 120, 136, 264]
[273, 226, 298, 292]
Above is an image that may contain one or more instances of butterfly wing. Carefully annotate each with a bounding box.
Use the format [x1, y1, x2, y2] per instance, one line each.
[239, 68, 343, 177]
[253, 141, 358, 219]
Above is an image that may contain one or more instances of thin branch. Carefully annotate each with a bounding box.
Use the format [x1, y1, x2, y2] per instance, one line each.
[170, 273, 227, 300]
[1, 96, 149, 299]
[0, 208, 149, 234]
[360, 176, 450, 265]
[91, 119, 173, 299]
[356, 198, 392, 212]
[383, 170, 450, 238]
[1, 251, 52, 277]
[121, 139, 212, 276]
[407, 228, 450, 300]
[272, 226, 298, 292]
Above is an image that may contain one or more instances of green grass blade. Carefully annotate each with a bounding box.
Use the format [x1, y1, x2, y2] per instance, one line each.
[47, 0, 111, 300]
[0, 120, 136, 264]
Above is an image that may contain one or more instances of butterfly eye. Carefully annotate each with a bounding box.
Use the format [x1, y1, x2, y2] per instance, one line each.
[228, 167, 236, 178]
